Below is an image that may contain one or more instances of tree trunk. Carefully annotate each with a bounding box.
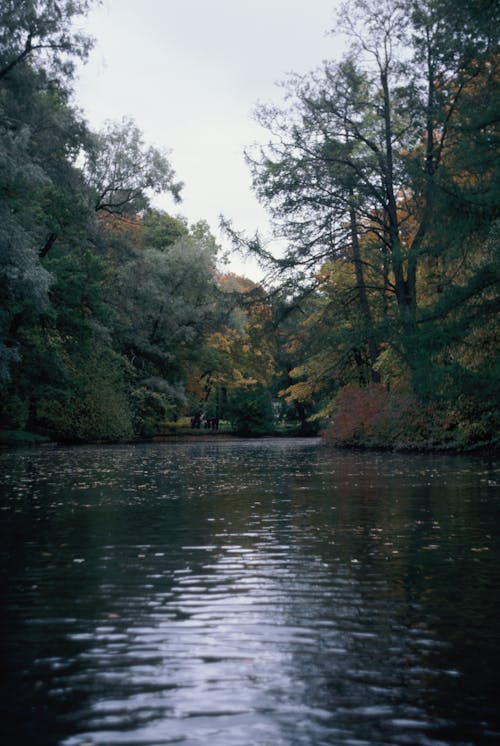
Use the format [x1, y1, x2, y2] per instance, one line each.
[349, 201, 380, 382]
[39, 232, 58, 259]
[380, 69, 415, 321]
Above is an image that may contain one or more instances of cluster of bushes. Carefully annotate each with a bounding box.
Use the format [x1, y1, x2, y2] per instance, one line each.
[323, 384, 498, 452]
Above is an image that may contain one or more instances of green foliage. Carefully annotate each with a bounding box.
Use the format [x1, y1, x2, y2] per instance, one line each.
[227, 384, 276, 436]
[239, 0, 499, 449]
[1, 0, 497, 449]
[0, 1, 93, 382]
[0, 0, 96, 84]
[35, 346, 133, 441]
[0, 392, 29, 429]
[130, 387, 176, 438]
[46, 246, 110, 334]
[0, 0, 232, 443]
[141, 210, 188, 250]
[85, 117, 182, 216]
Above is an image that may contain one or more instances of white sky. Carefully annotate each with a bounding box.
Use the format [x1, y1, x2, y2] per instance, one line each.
[74, 0, 345, 279]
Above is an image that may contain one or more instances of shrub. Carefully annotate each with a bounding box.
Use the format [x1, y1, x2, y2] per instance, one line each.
[35, 349, 133, 441]
[323, 383, 442, 449]
[227, 384, 276, 435]
[131, 387, 175, 437]
[0, 393, 30, 430]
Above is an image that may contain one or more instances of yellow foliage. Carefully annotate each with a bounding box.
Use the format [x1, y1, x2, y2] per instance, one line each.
[373, 345, 409, 388]
[280, 380, 315, 403]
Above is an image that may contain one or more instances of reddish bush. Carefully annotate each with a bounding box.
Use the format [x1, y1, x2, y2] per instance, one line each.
[326, 384, 390, 443]
[323, 384, 440, 449]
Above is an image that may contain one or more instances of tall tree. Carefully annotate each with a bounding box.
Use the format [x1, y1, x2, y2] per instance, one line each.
[245, 0, 499, 410]
[246, 57, 391, 381]
[0, 0, 95, 82]
[0, 0, 96, 382]
[85, 118, 183, 217]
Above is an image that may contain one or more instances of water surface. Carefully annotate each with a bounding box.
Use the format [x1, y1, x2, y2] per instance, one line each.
[1, 439, 499, 745]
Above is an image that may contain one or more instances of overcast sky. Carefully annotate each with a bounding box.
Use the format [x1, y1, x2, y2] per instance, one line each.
[75, 0, 345, 278]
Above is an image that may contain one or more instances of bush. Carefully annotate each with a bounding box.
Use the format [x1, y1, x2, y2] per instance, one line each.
[227, 384, 276, 435]
[323, 383, 443, 449]
[35, 349, 134, 442]
[0, 393, 30, 430]
[131, 387, 175, 437]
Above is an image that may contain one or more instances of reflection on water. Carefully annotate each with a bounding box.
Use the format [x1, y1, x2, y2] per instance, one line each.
[1, 439, 499, 745]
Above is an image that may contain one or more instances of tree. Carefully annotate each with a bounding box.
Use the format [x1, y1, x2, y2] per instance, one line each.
[104, 221, 221, 431]
[0, 0, 95, 382]
[247, 0, 498, 393]
[279, 261, 381, 415]
[0, 2, 210, 439]
[226, 383, 276, 436]
[0, 0, 95, 83]
[237, 0, 499, 444]
[247, 56, 386, 381]
[141, 209, 189, 250]
[85, 117, 183, 217]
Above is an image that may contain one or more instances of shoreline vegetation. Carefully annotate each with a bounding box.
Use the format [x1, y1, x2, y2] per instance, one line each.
[1, 2, 498, 454]
[1, 423, 497, 456]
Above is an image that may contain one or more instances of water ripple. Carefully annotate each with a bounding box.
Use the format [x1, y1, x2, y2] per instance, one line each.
[1, 442, 499, 745]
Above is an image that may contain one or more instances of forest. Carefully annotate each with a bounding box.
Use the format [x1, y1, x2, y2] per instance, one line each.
[0, 0, 498, 450]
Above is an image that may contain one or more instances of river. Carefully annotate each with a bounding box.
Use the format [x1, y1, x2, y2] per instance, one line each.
[1, 439, 499, 745]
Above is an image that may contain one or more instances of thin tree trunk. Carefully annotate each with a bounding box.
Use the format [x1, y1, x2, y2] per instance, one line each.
[39, 232, 58, 259]
[380, 69, 414, 319]
[349, 200, 380, 382]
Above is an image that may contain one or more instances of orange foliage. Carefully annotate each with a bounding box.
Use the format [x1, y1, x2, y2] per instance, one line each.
[97, 212, 144, 248]
[327, 384, 392, 442]
[324, 383, 441, 448]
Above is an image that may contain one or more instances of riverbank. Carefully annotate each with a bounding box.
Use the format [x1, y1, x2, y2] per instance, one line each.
[0, 430, 51, 446]
[0, 425, 316, 448]
[1, 426, 497, 456]
[321, 430, 500, 457]
[321, 384, 499, 456]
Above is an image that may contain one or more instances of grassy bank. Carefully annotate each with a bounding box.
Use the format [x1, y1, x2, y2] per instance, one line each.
[0, 430, 51, 446]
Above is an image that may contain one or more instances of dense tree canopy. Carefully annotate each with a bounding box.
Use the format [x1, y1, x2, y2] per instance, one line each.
[0, 0, 240, 439]
[1, 0, 498, 449]
[238, 0, 499, 448]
